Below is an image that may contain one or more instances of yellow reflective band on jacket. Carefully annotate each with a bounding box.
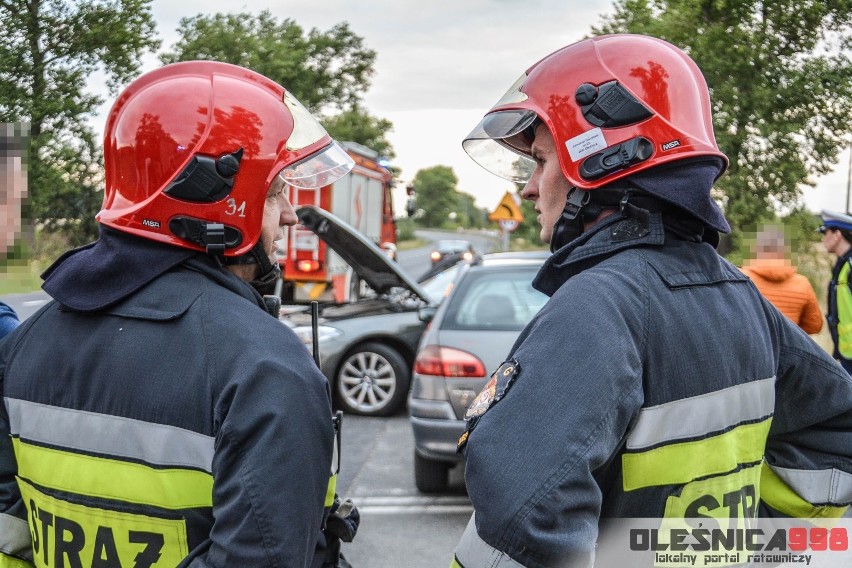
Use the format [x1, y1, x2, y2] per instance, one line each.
[622, 418, 772, 491]
[18, 478, 189, 568]
[838, 261, 852, 358]
[760, 463, 848, 519]
[326, 474, 337, 507]
[450, 557, 464, 568]
[0, 554, 33, 568]
[12, 438, 213, 510]
[662, 463, 762, 524]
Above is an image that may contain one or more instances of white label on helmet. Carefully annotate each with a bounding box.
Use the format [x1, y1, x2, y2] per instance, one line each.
[565, 128, 607, 162]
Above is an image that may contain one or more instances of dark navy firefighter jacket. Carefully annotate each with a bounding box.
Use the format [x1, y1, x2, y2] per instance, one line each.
[0, 255, 335, 567]
[453, 210, 852, 568]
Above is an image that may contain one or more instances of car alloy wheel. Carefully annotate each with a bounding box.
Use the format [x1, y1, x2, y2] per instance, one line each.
[336, 342, 410, 416]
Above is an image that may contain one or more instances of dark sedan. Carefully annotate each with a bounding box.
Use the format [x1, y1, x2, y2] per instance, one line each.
[279, 206, 463, 417]
[429, 239, 475, 265]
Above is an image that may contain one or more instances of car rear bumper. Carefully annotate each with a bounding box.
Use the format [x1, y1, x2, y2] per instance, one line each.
[409, 398, 466, 461]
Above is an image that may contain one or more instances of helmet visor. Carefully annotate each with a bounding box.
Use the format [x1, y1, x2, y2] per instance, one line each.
[281, 141, 355, 189]
[284, 91, 329, 151]
[462, 109, 538, 183]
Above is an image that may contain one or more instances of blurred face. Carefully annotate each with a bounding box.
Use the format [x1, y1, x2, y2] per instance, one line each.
[520, 125, 572, 244]
[1, 155, 26, 257]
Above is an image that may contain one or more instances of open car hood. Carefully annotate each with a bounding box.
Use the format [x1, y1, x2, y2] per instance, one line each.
[295, 205, 432, 302]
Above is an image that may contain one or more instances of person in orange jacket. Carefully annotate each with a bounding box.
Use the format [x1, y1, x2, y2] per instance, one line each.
[740, 225, 823, 334]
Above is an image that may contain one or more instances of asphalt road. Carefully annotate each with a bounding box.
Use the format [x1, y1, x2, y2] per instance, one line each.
[337, 414, 471, 567]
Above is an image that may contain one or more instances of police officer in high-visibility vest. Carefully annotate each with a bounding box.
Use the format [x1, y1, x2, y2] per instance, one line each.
[821, 210, 852, 374]
[452, 34, 852, 568]
[0, 61, 357, 567]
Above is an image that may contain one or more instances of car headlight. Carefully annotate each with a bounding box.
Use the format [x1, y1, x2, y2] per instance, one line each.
[290, 325, 344, 346]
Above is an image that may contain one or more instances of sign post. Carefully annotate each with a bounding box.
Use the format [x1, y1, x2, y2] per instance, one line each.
[488, 192, 524, 251]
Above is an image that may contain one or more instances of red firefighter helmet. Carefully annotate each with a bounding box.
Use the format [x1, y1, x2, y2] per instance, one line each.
[100, 60, 354, 256]
[463, 34, 728, 190]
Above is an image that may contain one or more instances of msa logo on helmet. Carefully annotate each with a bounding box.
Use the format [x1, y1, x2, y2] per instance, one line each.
[142, 219, 161, 229]
[661, 139, 681, 151]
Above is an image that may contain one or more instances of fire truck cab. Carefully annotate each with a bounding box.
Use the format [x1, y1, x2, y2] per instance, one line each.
[278, 141, 397, 304]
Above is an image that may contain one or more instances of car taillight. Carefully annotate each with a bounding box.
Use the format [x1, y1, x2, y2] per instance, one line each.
[414, 345, 486, 378]
[296, 260, 321, 272]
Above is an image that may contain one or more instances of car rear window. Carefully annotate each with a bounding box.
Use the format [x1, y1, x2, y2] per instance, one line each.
[436, 240, 471, 253]
[439, 266, 547, 331]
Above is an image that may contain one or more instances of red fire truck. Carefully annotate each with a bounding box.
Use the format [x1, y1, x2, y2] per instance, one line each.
[278, 141, 397, 303]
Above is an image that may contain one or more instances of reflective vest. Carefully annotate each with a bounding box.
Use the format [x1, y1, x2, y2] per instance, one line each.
[7, 398, 213, 567]
[828, 257, 852, 359]
[0, 399, 340, 568]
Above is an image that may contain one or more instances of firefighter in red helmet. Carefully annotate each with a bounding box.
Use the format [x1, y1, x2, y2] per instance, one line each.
[452, 35, 852, 568]
[0, 61, 356, 567]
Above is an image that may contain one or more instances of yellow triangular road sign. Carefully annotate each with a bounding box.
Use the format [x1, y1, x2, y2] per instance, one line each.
[488, 191, 524, 222]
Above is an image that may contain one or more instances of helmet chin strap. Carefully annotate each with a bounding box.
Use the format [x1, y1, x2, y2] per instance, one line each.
[222, 240, 282, 296]
[549, 186, 639, 252]
[549, 188, 604, 252]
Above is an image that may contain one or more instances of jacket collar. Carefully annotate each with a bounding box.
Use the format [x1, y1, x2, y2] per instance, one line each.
[533, 209, 666, 297]
[41, 226, 264, 313]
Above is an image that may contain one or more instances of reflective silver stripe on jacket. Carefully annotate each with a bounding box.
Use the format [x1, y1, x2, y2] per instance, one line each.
[627, 377, 775, 450]
[0, 513, 33, 560]
[454, 514, 526, 568]
[5, 397, 214, 472]
[768, 464, 852, 506]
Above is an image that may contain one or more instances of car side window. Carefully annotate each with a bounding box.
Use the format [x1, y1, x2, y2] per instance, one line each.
[441, 268, 547, 331]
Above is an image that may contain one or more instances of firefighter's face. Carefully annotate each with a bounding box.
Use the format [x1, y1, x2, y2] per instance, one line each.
[520, 125, 571, 244]
[260, 176, 298, 262]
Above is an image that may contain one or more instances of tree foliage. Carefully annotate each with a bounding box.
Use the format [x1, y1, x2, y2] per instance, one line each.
[321, 105, 395, 159]
[594, 0, 852, 249]
[411, 166, 460, 227]
[455, 191, 487, 228]
[0, 0, 160, 245]
[160, 11, 394, 155]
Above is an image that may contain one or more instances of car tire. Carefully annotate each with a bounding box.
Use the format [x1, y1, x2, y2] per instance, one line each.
[335, 342, 410, 417]
[414, 452, 451, 493]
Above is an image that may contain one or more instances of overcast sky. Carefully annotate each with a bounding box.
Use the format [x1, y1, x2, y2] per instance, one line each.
[98, 0, 851, 215]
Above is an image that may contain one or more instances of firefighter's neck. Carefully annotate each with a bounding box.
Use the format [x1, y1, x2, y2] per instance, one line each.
[225, 263, 260, 283]
[584, 208, 618, 231]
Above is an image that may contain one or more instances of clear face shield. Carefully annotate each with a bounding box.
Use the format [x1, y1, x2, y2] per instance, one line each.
[462, 73, 538, 183]
[279, 90, 355, 189]
[280, 141, 354, 189]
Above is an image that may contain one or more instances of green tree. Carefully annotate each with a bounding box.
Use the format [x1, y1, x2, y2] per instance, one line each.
[594, 1, 852, 252]
[160, 11, 393, 155]
[321, 105, 395, 159]
[454, 191, 486, 228]
[411, 166, 459, 227]
[0, 0, 160, 246]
